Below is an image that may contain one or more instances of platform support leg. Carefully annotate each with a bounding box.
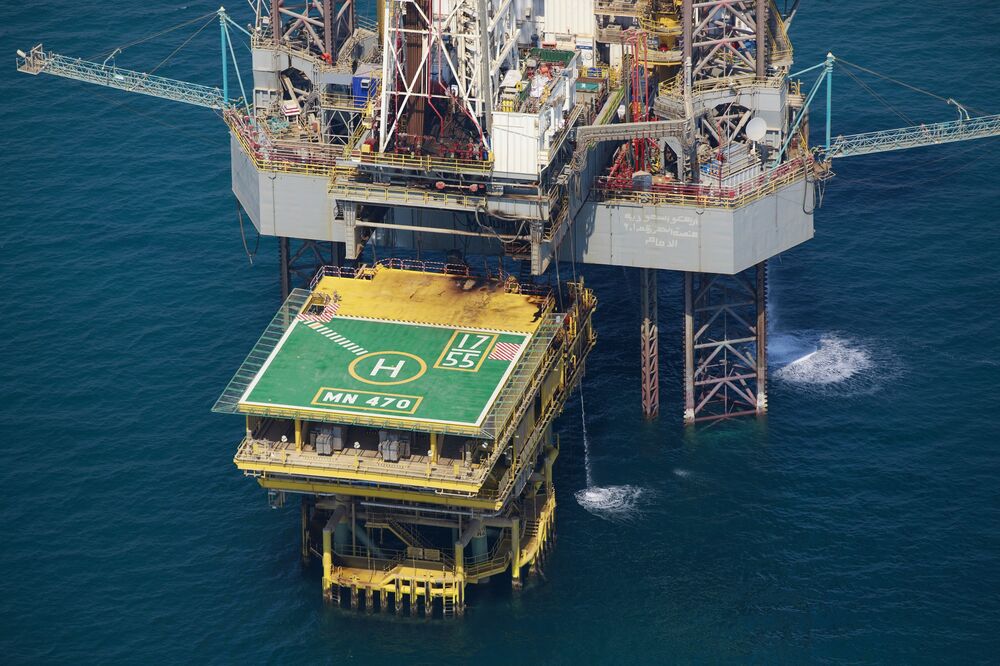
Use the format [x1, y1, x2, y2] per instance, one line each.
[511, 517, 521, 590]
[640, 268, 659, 419]
[755, 261, 768, 415]
[279, 236, 291, 300]
[301, 497, 310, 564]
[321, 519, 333, 603]
[683, 271, 696, 423]
[278, 237, 346, 299]
[683, 261, 768, 424]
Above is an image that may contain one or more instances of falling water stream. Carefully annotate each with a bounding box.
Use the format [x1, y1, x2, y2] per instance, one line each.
[573, 386, 648, 521]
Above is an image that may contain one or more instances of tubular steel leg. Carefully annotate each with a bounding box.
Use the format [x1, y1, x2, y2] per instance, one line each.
[279, 236, 291, 300]
[755, 261, 768, 414]
[640, 268, 659, 419]
[300, 497, 311, 564]
[683, 272, 695, 424]
[683, 261, 767, 424]
[755, 0, 767, 80]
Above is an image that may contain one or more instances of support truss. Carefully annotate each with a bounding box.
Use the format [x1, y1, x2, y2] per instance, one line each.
[683, 0, 768, 82]
[271, 0, 354, 58]
[640, 268, 659, 419]
[683, 262, 767, 424]
[377, 0, 519, 152]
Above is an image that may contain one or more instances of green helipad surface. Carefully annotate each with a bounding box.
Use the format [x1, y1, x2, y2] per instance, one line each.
[240, 315, 531, 427]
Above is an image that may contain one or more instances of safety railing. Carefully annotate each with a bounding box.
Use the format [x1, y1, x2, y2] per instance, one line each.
[225, 109, 342, 177]
[308, 259, 555, 298]
[235, 436, 491, 491]
[639, 14, 682, 37]
[464, 535, 511, 579]
[659, 70, 785, 99]
[250, 32, 338, 72]
[320, 92, 368, 111]
[350, 150, 494, 176]
[490, 313, 595, 506]
[592, 156, 812, 209]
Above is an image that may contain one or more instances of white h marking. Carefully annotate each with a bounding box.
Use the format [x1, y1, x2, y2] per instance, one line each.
[370, 357, 406, 378]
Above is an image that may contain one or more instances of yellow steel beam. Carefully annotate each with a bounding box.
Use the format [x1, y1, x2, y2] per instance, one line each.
[256, 477, 502, 511]
[236, 457, 485, 494]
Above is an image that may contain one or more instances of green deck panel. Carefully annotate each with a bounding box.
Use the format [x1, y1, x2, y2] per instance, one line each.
[240, 315, 531, 427]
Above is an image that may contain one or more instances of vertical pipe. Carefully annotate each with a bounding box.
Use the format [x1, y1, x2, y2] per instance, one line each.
[825, 52, 833, 152]
[454, 542, 464, 577]
[755, 0, 767, 80]
[429, 433, 439, 463]
[294, 418, 303, 451]
[322, 523, 333, 600]
[271, 0, 281, 45]
[323, 0, 333, 56]
[683, 272, 696, 424]
[755, 261, 768, 414]
[377, 0, 385, 38]
[510, 517, 521, 588]
[681, 0, 696, 182]
[476, 0, 493, 135]
[682, 0, 693, 67]
[279, 236, 291, 299]
[219, 9, 229, 104]
[301, 497, 310, 563]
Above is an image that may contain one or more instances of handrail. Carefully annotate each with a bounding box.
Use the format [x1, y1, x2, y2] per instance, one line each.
[351, 150, 494, 175]
[225, 110, 342, 177]
[593, 156, 812, 209]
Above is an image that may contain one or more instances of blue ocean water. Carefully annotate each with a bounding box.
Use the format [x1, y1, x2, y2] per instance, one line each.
[2, 1, 999, 662]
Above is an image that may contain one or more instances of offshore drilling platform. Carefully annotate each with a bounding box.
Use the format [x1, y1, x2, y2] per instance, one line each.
[17, 1, 1000, 615]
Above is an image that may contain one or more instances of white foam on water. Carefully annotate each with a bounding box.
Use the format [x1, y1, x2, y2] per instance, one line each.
[575, 485, 647, 522]
[575, 387, 650, 522]
[775, 334, 872, 385]
[672, 468, 691, 478]
[772, 332, 901, 395]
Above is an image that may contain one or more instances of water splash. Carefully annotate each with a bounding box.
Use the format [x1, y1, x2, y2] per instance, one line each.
[575, 485, 648, 521]
[772, 332, 901, 395]
[575, 387, 649, 522]
[777, 335, 872, 384]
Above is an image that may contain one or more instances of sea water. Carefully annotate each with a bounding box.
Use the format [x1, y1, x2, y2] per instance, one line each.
[2, 1, 999, 662]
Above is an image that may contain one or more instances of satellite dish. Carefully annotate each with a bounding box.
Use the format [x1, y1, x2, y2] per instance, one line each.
[746, 117, 767, 142]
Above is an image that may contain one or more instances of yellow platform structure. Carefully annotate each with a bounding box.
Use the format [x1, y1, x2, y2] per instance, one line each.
[214, 261, 595, 616]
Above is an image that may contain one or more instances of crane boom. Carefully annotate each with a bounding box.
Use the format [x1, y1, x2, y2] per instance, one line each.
[16, 44, 226, 110]
[825, 113, 1000, 159]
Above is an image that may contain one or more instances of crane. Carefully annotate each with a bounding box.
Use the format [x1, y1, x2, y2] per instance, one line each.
[783, 53, 1000, 163]
[16, 45, 227, 110]
[15, 7, 249, 112]
[825, 114, 1000, 159]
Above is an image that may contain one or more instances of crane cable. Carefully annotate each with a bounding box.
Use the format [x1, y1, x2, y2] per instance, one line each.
[836, 63, 916, 126]
[146, 15, 218, 78]
[88, 11, 218, 62]
[836, 57, 990, 117]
